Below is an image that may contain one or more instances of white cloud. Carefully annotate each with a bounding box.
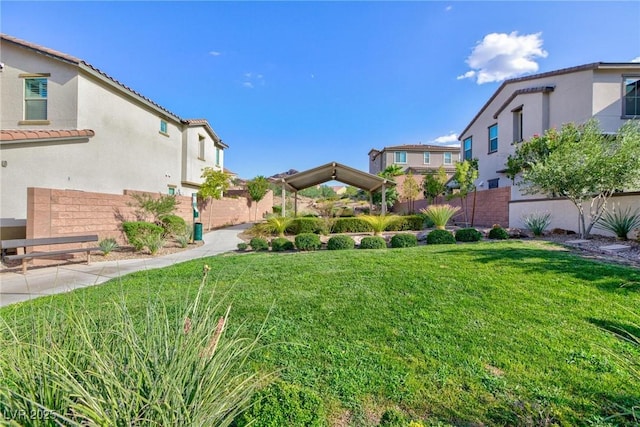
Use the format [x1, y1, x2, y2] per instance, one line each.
[241, 72, 265, 89]
[209, 51, 221, 56]
[458, 31, 548, 84]
[631, 56, 640, 63]
[445, 5, 452, 12]
[242, 82, 254, 89]
[431, 133, 459, 146]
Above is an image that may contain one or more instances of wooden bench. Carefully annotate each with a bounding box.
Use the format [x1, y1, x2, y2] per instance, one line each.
[1, 235, 100, 274]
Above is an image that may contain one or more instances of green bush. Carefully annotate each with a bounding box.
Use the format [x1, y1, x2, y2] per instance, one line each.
[359, 236, 387, 249]
[98, 237, 119, 255]
[455, 228, 483, 242]
[233, 380, 325, 427]
[488, 226, 510, 240]
[387, 215, 427, 231]
[327, 235, 355, 250]
[139, 232, 165, 255]
[331, 217, 373, 233]
[237, 242, 248, 251]
[122, 221, 164, 251]
[290, 217, 325, 235]
[390, 233, 418, 248]
[426, 229, 456, 245]
[271, 237, 294, 252]
[295, 233, 322, 251]
[160, 214, 187, 237]
[249, 237, 269, 251]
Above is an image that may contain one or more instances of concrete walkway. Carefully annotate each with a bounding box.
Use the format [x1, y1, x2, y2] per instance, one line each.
[0, 223, 251, 308]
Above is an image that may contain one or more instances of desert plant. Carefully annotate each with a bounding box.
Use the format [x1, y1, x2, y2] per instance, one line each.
[122, 221, 164, 251]
[160, 214, 188, 237]
[420, 204, 461, 230]
[264, 216, 294, 237]
[129, 192, 179, 223]
[359, 236, 387, 249]
[327, 235, 355, 250]
[271, 237, 294, 252]
[175, 224, 192, 248]
[0, 268, 269, 425]
[390, 233, 418, 248]
[139, 232, 165, 255]
[358, 214, 402, 235]
[594, 205, 640, 240]
[294, 233, 322, 251]
[426, 229, 456, 244]
[521, 212, 552, 237]
[98, 237, 119, 255]
[237, 242, 249, 251]
[488, 225, 510, 240]
[455, 228, 483, 242]
[249, 237, 269, 251]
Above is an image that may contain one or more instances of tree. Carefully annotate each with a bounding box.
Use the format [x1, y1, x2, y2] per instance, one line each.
[401, 172, 421, 213]
[422, 166, 449, 204]
[198, 167, 231, 231]
[507, 119, 640, 239]
[447, 159, 478, 225]
[372, 165, 403, 210]
[247, 176, 270, 221]
[129, 193, 179, 224]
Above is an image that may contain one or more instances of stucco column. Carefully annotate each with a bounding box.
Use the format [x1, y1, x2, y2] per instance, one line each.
[381, 183, 387, 215]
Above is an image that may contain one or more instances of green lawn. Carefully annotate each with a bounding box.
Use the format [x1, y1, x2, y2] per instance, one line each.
[2, 240, 639, 426]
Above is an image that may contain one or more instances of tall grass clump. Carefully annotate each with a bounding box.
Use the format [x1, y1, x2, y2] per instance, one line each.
[521, 212, 552, 237]
[98, 237, 119, 255]
[595, 205, 640, 240]
[358, 214, 402, 235]
[0, 267, 270, 426]
[420, 205, 460, 230]
[264, 215, 295, 237]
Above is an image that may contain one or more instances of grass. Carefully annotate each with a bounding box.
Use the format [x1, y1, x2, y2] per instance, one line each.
[2, 240, 639, 425]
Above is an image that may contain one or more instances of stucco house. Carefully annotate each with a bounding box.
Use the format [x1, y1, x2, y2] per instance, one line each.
[368, 144, 460, 177]
[0, 34, 227, 237]
[458, 62, 640, 231]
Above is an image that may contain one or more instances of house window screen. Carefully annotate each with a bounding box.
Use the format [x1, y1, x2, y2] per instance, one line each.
[25, 78, 48, 120]
[624, 77, 640, 116]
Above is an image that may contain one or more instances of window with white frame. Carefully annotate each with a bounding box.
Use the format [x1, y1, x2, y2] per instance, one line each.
[394, 151, 407, 164]
[488, 124, 498, 153]
[423, 152, 430, 164]
[463, 137, 472, 160]
[24, 78, 48, 120]
[215, 147, 221, 166]
[624, 76, 640, 117]
[444, 152, 452, 164]
[160, 120, 168, 134]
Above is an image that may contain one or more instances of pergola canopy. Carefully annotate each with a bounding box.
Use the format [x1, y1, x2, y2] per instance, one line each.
[279, 161, 396, 193]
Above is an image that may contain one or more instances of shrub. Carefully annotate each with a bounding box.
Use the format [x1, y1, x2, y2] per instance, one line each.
[233, 380, 325, 427]
[387, 215, 428, 231]
[271, 237, 294, 252]
[98, 237, 119, 255]
[122, 221, 164, 251]
[521, 212, 552, 237]
[249, 237, 269, 251]
[455, 228, 483, 242]
[390, 233, 418, 248]
[594, 205, 640, 240]
[264, 216, 294, 237]
[420, 205, 461, 230]
[359, 236, 387, 249]
[426, 229, 456, 245]
[488, 226, 510, 240]
[295, 233, 322, 251]
[358, 215, 402, 235]
[130, 192, 179, 223]
[160, 214, 187, 237]
[139, 232, 165, 255]
[237, 242, 248, 251]
[175, 226, 192, 248]
[331, 217, 373, 234]
[327, 235, 355, 250]
[290, 217, 325, 235]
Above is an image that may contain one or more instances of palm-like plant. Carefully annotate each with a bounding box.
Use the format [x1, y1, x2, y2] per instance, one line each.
[594, 205, 640, 240]
[265, 215, 294, 237]
[420, 204, 461, 230]
[358, 214, 402, 236]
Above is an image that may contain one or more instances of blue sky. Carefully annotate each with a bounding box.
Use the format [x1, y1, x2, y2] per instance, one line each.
[2, 1, 639, 179]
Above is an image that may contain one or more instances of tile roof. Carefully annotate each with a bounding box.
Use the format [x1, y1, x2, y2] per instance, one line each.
[381, 144, 460, 151]
[0, 129, 95, 142]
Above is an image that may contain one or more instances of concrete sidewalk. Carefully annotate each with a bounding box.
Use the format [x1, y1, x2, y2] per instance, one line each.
[0, 223, 251, 308]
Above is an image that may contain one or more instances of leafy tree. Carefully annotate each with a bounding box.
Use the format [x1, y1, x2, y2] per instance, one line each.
[247, 176, 270, 221]
[507, 119, 640, 239]
[422, 166, 449, 204]
[447, 159, 478, 224]
[198, 167, 231, 231]
[372, 165, 403, 211]
[129, 193, 179, 224]
[401, 172, 421, 213]
[344, 186, 361, 200]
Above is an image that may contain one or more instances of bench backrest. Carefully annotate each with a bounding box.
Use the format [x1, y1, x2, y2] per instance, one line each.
[0, 235, 99, 250]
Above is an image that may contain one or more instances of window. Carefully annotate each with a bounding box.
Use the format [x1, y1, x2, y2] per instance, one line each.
[394, 151, 407, 164]
[488, 178, 499, 189]
[423, 152, 430, 164]
[215, 147, 221, 166]
[198, 135, 205, 160]
[624, 76, 640, 117]
[463, 137, 472, 160]
[24, 78, 47, 120]
[444, 152, 452, 164]
[168, 187, 175, 195]
[488, 124, 498, 153]
[513, 108, 523, 142]
[160, 120, 168, 134]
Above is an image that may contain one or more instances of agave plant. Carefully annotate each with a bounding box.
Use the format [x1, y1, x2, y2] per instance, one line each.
[98, 237, 119, 256]
[420, 204, 461, 230]
[521, 212, 552, 237]
[358, 214, 402, 236]
[595, 205, 640, 240]
[264, 215, 294, 237]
